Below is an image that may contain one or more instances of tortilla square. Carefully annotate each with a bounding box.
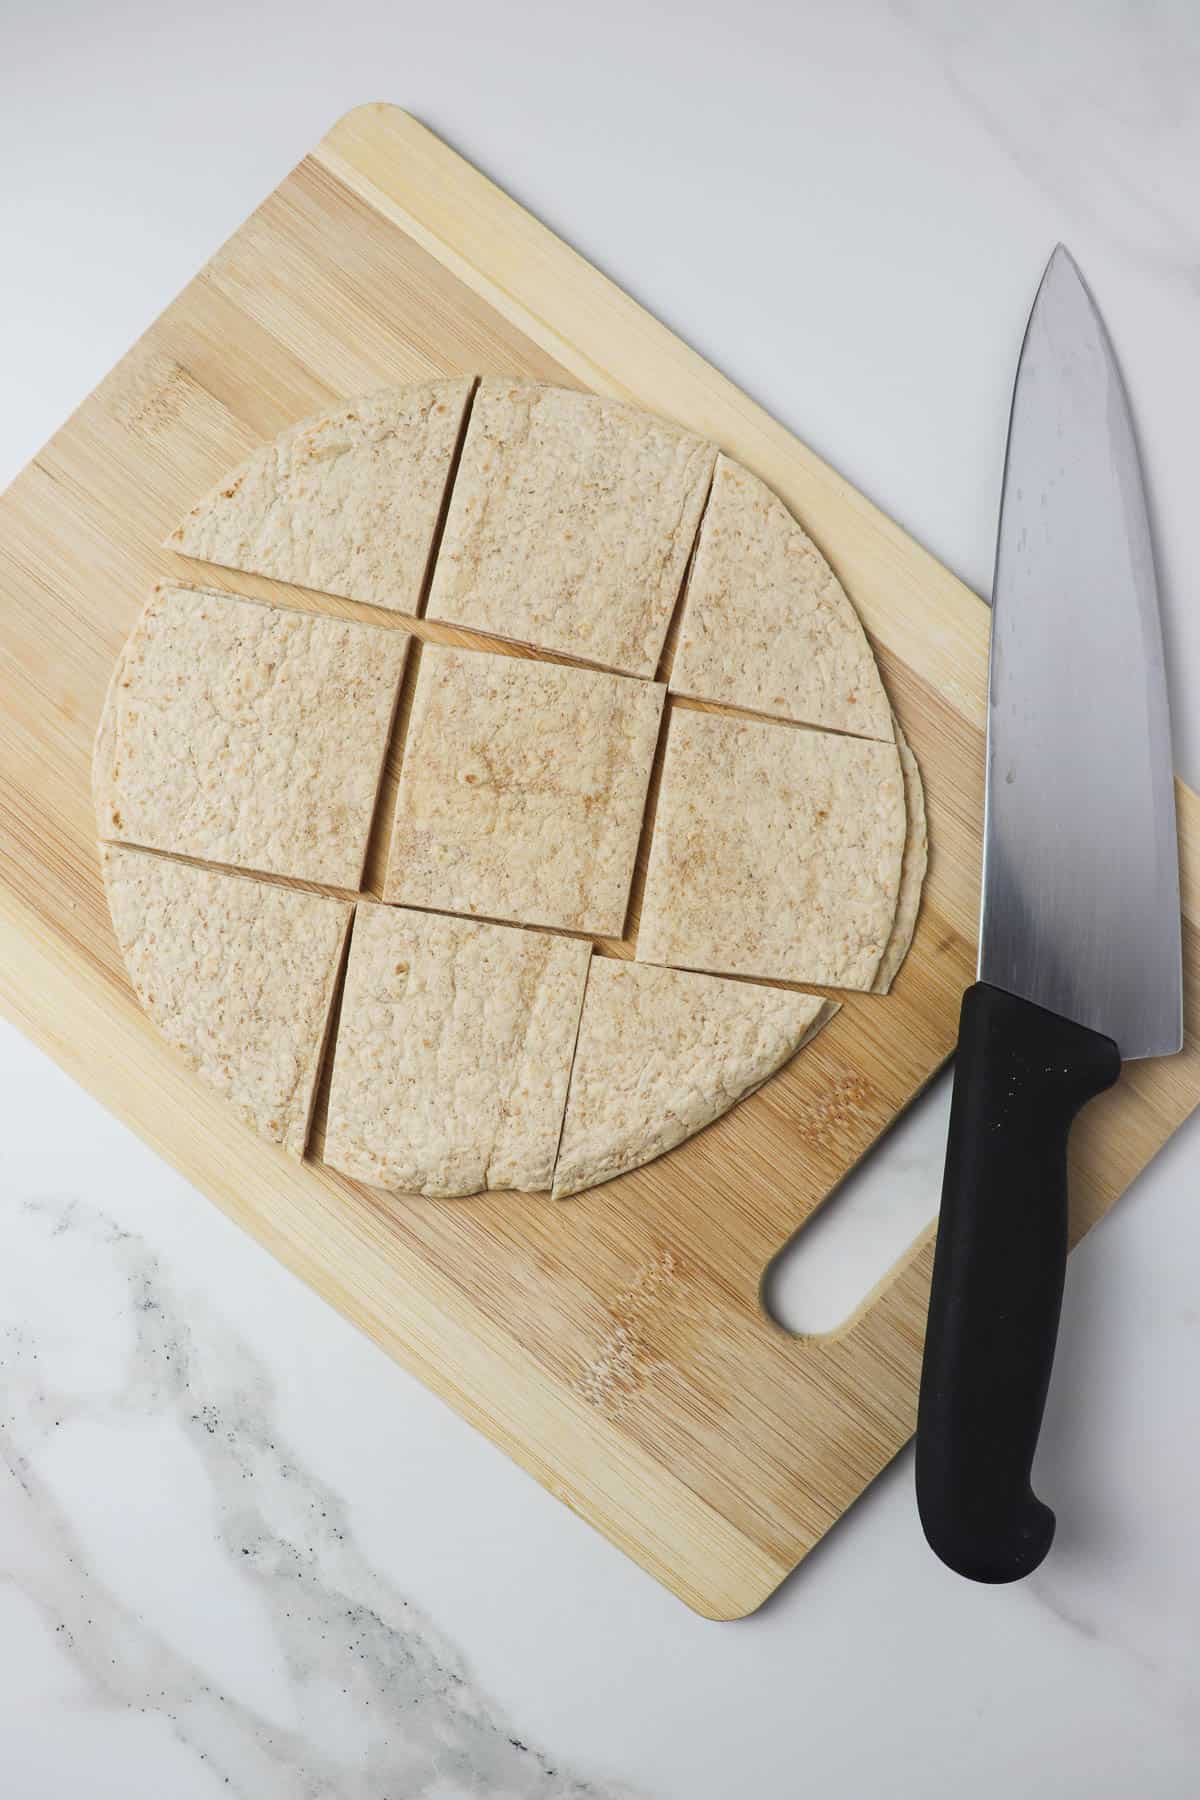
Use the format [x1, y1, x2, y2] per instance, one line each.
[872, 719, 927, 993]
[94, 585, 408, 886]
[638, 708, 905, 989]
[425, 379, 716, 676]
[552, 959, 836, 1198]
[669, 455, 893, 741]
[166, 381, 474, 614]
[324, 904, 591, 1196]
[385, 644, 664, 935]
[102, 845, 352, 1157]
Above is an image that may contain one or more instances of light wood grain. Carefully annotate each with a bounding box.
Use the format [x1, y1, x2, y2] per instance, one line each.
[0, 104, 1197, 1618]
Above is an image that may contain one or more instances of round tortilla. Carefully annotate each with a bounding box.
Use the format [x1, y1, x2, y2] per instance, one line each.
[102, 381, 922, 1188]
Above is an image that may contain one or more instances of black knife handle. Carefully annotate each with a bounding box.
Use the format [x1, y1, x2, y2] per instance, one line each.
[916, 981, 1120, 1583]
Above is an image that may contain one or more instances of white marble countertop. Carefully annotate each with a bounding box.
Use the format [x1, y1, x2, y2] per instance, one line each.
[3, 3, 1200, 1793]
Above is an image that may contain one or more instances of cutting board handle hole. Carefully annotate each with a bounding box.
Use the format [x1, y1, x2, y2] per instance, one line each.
[761, 1072, 950, 1337]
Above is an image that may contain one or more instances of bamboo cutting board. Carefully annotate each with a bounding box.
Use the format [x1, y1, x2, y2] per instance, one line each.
[2, 105, 1199, 1619]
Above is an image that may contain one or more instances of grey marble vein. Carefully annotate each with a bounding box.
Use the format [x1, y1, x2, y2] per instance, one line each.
[0, 1195, 636, 1800]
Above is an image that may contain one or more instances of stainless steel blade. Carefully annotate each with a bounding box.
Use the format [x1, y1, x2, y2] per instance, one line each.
[979, 246, 1182, 1060]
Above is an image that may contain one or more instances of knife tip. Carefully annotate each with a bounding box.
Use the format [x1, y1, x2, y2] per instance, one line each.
[1043, 242, 1083, 291]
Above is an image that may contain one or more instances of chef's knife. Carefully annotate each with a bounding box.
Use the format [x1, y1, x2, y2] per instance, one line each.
[915, 246, 1183, 1584]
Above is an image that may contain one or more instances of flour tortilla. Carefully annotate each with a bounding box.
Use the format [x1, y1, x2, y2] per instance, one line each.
[102, 845, 351, 1157]
[552, 959, 836, 1198]
[385, 643, 664, 935]
[426, 379, 717, 676]
[872, 719, 927, 993]
[638, 709, 905, 989]
[166, 382, 474, 613]
[670, 455, 893, 741]
[324, 905, 590, 1197]
[94, 585, 408, 886]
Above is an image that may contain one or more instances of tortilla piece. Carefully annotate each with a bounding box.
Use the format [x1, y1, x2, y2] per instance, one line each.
[638, 709, 905, 989]
[385, 644, 664, 935]
[101, 845, 351, 1157]
[669, 455, 893, 741]
[324, 904, 590, 1196]
[872, 719, 927, 993]
[552, 959, 836, 1198]
[425, 379, 716, 677]
[94, 585, 407, 886]
[166, 382, 474, 613]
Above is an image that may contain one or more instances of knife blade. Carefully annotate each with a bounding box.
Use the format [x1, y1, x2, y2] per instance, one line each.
[915, 247, 1183, 1584]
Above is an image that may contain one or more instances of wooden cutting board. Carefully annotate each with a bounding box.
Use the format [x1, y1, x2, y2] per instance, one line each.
[2, 104, 1198, 1618]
